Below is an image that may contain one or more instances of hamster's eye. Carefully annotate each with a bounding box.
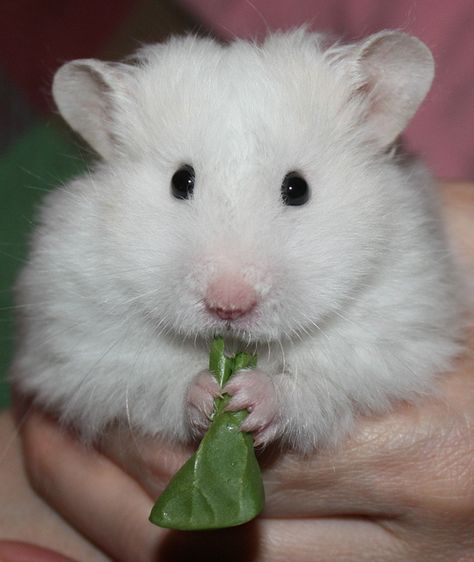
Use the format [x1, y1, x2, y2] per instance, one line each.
[281, 172, 310, 206]
[171, 165, 195, 199]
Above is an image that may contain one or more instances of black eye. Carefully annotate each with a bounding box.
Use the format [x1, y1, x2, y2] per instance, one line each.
[281, 172, 310, 206]
[171, 165, 195, 199]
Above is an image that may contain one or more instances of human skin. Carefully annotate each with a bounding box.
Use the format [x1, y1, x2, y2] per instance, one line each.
[0, 182, 473, 562]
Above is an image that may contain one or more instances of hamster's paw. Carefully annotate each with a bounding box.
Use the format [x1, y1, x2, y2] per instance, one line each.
[224, 369, 280, 447]
[186, 370, 221, 438]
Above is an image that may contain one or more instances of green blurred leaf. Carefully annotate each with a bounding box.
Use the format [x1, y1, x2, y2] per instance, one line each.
[0, 121, 88, 408]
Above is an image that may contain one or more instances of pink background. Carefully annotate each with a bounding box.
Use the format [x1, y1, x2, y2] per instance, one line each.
[178, 0, 474, 180]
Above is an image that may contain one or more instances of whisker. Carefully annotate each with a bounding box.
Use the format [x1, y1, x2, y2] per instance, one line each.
[277, 337, 286, 375]
[266, 338, 271, 363]
[245, 0, 271, 36]
[0, 402, 35, 467]
[63, 330, 129, 417]
[0, 251, 28, 264]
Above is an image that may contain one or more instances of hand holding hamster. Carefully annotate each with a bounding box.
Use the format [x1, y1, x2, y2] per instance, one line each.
[12, 30, 464, 453]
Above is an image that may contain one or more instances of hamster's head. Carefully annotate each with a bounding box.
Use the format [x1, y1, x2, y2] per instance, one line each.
[52, 30, 434, 344]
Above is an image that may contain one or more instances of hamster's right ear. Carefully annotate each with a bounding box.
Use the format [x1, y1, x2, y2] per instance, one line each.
[52, 60, 132, 160]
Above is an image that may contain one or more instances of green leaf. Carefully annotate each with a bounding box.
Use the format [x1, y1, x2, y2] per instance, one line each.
[149, 338, 264, 530]
[208, 336, 233, 388]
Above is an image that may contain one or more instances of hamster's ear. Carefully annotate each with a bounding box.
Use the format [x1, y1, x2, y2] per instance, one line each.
[52, 59, 132, 160]
[354, 31, 434, 148]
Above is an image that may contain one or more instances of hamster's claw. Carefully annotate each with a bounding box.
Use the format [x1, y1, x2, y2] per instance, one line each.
[186, 370, 221, 438]
[224, 369, 281, 447]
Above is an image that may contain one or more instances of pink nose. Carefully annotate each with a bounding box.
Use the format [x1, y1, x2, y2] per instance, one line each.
[205, 275, 257, 321]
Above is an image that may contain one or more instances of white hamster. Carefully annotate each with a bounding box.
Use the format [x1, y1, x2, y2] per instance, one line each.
[11, 29, 464, 453]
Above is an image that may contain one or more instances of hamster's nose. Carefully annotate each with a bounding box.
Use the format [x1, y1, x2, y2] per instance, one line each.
[205, 275, 257, 320]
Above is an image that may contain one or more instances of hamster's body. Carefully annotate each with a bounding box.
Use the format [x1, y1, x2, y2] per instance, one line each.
[11, 30, 463, 452]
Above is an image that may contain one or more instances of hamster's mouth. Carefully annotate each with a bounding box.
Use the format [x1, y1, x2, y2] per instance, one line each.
[206, 316, 258, 339]
[159, 296, 285, 345]
[199, 309, 284, 345]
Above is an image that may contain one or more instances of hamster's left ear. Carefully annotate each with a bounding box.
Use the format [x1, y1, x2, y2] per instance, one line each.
[52, 60, 133, 160]
[354, 31, 434, 148]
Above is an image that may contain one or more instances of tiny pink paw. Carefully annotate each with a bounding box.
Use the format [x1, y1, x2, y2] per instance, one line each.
[224, 369, 281, 447]
[186, 370, 221, 438]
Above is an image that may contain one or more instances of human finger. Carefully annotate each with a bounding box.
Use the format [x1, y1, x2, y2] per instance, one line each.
[0, 541, 79, 562]
[20, 410, 165, 562]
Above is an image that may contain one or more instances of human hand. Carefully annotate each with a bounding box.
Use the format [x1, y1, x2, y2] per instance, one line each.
[8, 182, 474, 562]
[0, 409, 108, 562]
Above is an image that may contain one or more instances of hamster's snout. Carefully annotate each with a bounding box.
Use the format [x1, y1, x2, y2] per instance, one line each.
[204, 275, 257, 321]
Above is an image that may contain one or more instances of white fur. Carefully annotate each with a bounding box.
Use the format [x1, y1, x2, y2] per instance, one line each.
[11, 30, 464, 452]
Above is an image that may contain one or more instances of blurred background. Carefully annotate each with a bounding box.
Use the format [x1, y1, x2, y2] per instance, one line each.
[1, 0, 473, 408]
